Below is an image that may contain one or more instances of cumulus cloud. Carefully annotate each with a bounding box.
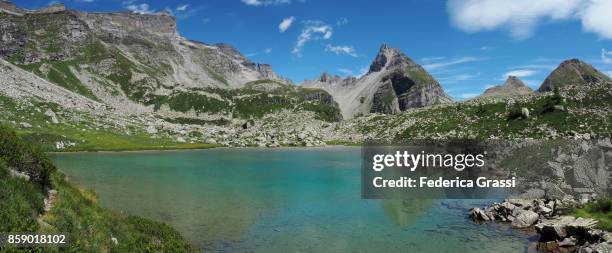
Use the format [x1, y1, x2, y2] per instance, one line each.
[279, 16, 295, 33]
[447, 0, 612, 40]
[325, 44, 358, 57]
[580, 0, 612, 39]
[126, 3, 153, 14]
[502, 69, 539, 79]
[292, 21, 333, 57]
[242, 0, 290, 6]
[336, 17, 349, 26]
[602, 49, 612, 64]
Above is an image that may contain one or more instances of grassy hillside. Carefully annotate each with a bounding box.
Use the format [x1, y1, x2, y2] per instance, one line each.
[148, 81, 343, 123]
[358, 82, 612, 140]
[0, 125, 200, 252]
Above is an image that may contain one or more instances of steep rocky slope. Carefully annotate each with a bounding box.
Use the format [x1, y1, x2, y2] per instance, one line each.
[302, 43, 452, 118]
[539, 59, 611, 92]
[0, 2, 287, 111]
[478, 75, 533, 99]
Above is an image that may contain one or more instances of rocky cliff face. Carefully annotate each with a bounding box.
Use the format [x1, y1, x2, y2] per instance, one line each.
[479, 76, 533, 98]
[302, 43, 452, 118]
[539, 59, 611, 92]
[0, 2, 284, 104]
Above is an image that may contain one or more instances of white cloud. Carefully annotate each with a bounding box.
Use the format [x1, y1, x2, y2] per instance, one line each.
[447, 0, 612, 40]
[338, 68, 353, 75]
[437, 73, 478, 83]
[245, 48, 273, 58]
[580, 0, 612, 39]
[242, 0, 290, 6]
[325, 44, 358, 57]
[176, 4, 189, 11]
[336, 17, 349, 26]
[605, 71, 612, 77]
[423, 57, 480, 71]
[421, 56, 446, 62]
[602, 48, 612, 64]
[458, 93, 480, 99]
[126, 3, 153, 14]
[501, 69, 539, 79]
[202, 18, 210, 24]
[279, 16, 295, 33]
[292, 21, 333, 57]
[509, 64, 556, 70]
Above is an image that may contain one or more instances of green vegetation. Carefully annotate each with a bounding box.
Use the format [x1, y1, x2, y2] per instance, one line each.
[47, 61, 97, 100]
[571, 199, 612, 231]
[205, 67, 229, 86]
[0, 94, 217, 152]
[151, 92, 230, 114]
[149, 83, 342, 122]
[0, 125, 201, 252]
[392, 84, 611, 139]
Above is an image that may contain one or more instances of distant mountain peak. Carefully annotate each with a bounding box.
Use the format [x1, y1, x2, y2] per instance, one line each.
[505, 75, 525, 88]
[480, 75, 533, 99]
[538, 58, 611, 92]
[318, 72, 342, 83]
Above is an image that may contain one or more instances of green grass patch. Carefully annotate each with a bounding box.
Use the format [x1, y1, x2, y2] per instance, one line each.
[571, 199, 612, 231]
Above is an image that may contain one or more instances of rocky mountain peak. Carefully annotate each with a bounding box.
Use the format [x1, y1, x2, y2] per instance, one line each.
[538, 58, 611, 92]
[368, 43, 416, 74]
[480, 75, 533, 99]
[318, 72, 342, 83]
[369, 43, 400, 73]
[256, 64, 280, 80]
[505, 76, 526, 88]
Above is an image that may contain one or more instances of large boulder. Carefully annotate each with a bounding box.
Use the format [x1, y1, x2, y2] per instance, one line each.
[511, 210, 540, 228]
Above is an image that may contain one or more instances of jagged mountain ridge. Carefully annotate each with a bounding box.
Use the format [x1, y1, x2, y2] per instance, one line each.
[302, 44, 453, 118]
[0, 1, 286, 114]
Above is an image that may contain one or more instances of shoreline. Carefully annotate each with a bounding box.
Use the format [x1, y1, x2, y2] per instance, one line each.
[470, 199, 612, 252]
[46, 143, 363, 154]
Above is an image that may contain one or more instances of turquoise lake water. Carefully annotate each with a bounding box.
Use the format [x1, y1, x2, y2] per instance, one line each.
[49, 147, 538, 252]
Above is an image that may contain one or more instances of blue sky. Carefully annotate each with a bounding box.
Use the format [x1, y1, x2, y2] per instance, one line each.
[15, 0, 612, 100]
